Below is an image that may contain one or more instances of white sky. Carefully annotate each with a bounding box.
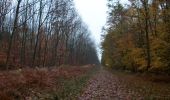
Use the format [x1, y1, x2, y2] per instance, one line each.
[74, 0, 129, 60]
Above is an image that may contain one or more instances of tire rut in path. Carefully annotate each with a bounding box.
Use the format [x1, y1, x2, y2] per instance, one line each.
[78, 69, 142, 100]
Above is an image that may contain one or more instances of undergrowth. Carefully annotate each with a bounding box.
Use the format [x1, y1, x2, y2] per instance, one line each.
[110, 69, 170, 99]
[0, 65, 99, 100]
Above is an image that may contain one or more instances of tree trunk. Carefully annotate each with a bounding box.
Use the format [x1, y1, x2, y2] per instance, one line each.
[6, 0, 22, 70]
[142, 0, 151, 70]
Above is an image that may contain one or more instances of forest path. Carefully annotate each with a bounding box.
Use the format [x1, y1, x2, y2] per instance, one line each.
[78, 68, 142, 100]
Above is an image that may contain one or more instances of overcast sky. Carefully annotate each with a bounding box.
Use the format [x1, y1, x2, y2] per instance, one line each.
[74, 0, 129, 59]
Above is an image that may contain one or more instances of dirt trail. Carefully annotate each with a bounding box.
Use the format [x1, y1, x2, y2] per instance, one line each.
[78, 69, 142, 100]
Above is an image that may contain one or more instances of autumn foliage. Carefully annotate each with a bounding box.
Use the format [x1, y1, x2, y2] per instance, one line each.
[0, 0, 99, 69]
[0, 65, 94, 99]
[102, 0, 170, 73]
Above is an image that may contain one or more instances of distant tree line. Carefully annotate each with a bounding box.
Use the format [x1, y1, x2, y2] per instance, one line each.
[0, 0, 99, 69]
[102, 0, 170, 73]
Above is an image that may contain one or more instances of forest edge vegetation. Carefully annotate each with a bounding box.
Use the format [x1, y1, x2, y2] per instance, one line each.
[102, 0, 170, 74]
[0, 0, 99, 70]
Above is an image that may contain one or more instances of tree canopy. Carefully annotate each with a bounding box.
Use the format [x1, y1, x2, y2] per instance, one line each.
[102, 0, 170, 73]
[0, 0, 99, 69]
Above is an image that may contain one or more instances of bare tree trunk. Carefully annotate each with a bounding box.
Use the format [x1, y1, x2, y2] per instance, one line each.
[141, 0, 151, 70]
[20, 0, 29, 67]
[6, 0, 22, 70]
[32, 0, 43, 67]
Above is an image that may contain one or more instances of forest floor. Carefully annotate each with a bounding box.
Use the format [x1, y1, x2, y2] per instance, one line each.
[0, 65, 98, 100]
[79, 68, 170, 100]
[0, 65, 170, 100]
